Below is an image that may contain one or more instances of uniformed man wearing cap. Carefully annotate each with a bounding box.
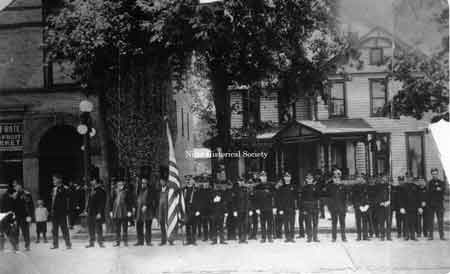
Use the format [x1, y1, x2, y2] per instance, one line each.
[210, 183, 227, 245]
[351, 173, 370, 241]
[184, 176, 201, 245]
[233, 177, 250, 243]
[367, 175, 378, 238]
[248, 173, 260, 240]
[375, 174, 392, 241]
[391, 176, 404, 238]
[198, 177, 212, 241]
[276, 172, 296, 242]
[327, 169, 348, 242]
[85, 176, 106, 248]
[416, 177, 428, 238]
[254, 171, 275, 243]
[300, 172, 320, 242]
[427, 168, 446, 240]
[398, 173, 419, 241]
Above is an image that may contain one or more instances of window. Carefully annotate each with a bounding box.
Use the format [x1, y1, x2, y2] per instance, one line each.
[243, 91, 260, 127]
[370, 79, 387, 116]
[369, 48, 383, 65]
[371, 133, 390, 176]
[406, 132, 425, 178]
[181, 107, 184, 137]
[0, 151, 23, 186]
[187, 112, 190, 140]
[329, 82, 346, 117]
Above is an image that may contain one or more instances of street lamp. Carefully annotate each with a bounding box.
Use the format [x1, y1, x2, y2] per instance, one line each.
[77, 99, 95, 219]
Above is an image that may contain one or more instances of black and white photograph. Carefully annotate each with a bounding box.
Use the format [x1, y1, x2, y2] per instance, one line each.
[0, 0, 449, 273]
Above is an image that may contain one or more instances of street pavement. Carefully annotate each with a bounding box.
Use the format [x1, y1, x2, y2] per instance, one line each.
[1, 210, 450, 274]
[1, 234, 449, 274]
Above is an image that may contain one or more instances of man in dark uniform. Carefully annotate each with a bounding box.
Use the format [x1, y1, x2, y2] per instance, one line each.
[198, 178, 212, 241]
[427, 168, 446, 240]
[352, 174, 370, 241]
[68, 180, 84, 229]
[210, 183, 227, 245]
[233, 177, 250, 243]
[50, 174, 72, 249]
[366, 176, 378, 238]
[300, 172, 320, 242]
[255, 171, 275, 243]
[273, 179, 283, 239]
[391, 177, 404, 238]
[328, 169, 348, 242]
[374, 174, 392, 241]
[399, 175, 419, 241]
[184, 176, 201, 245]
[416, 177, 428, 238]
[11, 180, 34, 251]
[224, 179, 237, 241]
[315, 170, 326, 219]
[277, 172, 296, 243]
[248, 173, 259, 240]
[85, 177, 106, 248]
[135, 169, 156, 246]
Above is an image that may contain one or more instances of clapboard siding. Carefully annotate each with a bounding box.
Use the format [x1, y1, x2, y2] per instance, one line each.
[317, 97, 329, 120]
[230, 91, 243, 129]
[260, 91, 279, 123]
[295, 97, 310, 120]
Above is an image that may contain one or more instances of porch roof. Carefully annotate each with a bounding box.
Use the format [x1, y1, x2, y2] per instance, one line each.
[299, 119, 375, 135]
[274, 118, 375, 143]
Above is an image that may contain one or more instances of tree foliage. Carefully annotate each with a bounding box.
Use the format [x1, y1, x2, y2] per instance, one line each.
[388, 5, 449, 122]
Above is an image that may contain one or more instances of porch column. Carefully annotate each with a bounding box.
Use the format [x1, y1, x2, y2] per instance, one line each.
[364, 140, 372, 176]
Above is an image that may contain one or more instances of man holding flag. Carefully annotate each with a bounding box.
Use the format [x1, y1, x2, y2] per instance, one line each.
[158, 119, 186, 246]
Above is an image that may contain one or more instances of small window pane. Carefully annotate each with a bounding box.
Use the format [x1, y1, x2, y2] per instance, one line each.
[372, 99, 386, 115]
[331, 83, 344, 99]
[370, 48, 383, 65]
[330, 100, 345, 116]
[371, 81, 386, 97]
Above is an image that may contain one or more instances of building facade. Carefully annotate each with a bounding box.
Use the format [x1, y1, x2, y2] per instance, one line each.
[0, 0, 192, 203]
[227, 26, 444, 185]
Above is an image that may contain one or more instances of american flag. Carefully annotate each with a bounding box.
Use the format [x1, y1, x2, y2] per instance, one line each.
[166, 121, 186, 241]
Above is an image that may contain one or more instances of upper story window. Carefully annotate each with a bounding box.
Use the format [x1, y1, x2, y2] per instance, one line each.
[406, 132, 425, 179]
[329, 82, 346, 118]
[370, 79, 388, 117]
[369, 48, 384, 65]
[243, 91, 260, 127]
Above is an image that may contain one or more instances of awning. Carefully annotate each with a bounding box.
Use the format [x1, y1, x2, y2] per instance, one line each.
[275, 118, 375, 143]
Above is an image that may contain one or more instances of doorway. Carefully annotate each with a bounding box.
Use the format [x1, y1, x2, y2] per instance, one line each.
[38, 125, 83, 206]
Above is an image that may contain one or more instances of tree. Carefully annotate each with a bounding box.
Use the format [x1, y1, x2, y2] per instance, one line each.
[388, 4, 449, 122]
[183, 0, 349, 175]
[45, 0, 195, 176]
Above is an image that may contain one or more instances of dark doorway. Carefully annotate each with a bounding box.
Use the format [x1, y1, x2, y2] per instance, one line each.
[39, 125, 83, 206]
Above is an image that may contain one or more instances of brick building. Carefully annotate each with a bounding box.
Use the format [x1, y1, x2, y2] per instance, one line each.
[0, 0, 194, 203]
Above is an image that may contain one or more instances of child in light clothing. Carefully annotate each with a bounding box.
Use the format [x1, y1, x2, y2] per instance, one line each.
[34, 200, 48, 243]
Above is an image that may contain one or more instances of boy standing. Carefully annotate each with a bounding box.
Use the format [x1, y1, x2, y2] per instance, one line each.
[35, 200, 48, 243]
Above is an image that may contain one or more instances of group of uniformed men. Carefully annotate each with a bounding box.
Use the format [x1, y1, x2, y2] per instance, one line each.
[182, 168, 446, 245]
[0, 166, 446, 251]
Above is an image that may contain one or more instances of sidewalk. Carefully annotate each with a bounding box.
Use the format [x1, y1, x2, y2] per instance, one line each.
[26, 209, 450, 242]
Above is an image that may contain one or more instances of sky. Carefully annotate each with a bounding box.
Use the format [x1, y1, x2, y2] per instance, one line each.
[339, 0, 447, 54]
[0, 0, 12, 11]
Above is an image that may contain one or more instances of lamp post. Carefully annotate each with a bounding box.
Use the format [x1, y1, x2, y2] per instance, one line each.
[77, 99, 95, 227]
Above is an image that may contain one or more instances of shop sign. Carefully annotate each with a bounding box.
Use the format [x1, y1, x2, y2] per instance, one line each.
[0, 122, 23, 151]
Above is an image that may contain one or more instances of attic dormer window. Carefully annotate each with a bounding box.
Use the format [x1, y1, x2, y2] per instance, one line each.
[369, 48, 383, 66]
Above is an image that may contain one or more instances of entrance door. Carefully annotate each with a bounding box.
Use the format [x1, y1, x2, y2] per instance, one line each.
[39, 125, 83, 206]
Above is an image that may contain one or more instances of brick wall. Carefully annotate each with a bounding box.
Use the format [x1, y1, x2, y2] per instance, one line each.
[0, 2, 43, 90]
